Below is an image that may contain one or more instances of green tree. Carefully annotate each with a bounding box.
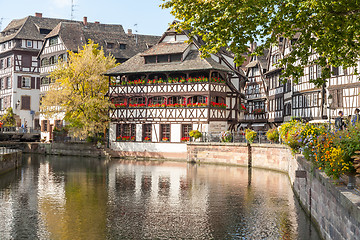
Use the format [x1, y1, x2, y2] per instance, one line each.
[1, 107, 16, 127]
[41, 40, 117, 139]
[162, 0, 360, 86]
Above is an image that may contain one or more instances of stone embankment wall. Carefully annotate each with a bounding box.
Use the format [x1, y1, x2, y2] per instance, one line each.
[0, 142, 106, 158]
[188, 143, 360, 240]
[0, 150, 22, 175]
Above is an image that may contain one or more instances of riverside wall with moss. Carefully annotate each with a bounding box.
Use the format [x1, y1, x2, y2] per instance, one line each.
[187, 143, 360, 240]
[0, 150, 22, 175]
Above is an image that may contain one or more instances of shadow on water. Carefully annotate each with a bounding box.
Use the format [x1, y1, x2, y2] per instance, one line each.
[0, 154, 321, 239]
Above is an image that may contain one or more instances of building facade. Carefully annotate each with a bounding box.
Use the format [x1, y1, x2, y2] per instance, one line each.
[105, 25, 245, 157]
[0, 13, 69, 130]
[37, 17, 160, 141]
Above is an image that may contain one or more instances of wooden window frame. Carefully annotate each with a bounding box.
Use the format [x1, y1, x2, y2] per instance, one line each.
[142, 124, 152, 141]
[160, 124, 171, 141]
[182, 124, 192, 139]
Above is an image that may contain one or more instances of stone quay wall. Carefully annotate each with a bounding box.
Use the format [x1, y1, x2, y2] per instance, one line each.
[0, 150, 22, 175]
[187, 143, 360, 240]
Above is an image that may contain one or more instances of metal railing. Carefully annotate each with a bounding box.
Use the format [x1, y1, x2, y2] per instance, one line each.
[0, 127, 41, 134]
[200, 131, 272, 144]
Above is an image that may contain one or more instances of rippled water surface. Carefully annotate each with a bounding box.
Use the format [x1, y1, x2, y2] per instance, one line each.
[0, 154, 320, 239]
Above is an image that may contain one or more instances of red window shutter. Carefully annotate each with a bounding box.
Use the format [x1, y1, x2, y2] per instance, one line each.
[18, 76, 22, 88]
[36, 77, 40, 89]
[31, 77, 35, 89]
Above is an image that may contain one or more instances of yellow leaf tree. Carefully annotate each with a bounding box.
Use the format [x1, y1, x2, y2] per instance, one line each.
[41, 40, 117, 140]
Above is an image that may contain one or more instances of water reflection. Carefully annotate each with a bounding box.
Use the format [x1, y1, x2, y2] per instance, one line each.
[0, 155, 320, 239]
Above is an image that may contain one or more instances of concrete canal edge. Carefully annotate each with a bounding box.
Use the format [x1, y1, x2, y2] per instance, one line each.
[0, 150, 22, 175]
[187, 142, 360, 240]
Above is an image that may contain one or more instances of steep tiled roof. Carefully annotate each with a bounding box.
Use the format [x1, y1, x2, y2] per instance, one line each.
[0, 16, 73, 43]
[43, 21, 160, 61]
[141, 42, 189, 56]
[105, 49, 231, 75]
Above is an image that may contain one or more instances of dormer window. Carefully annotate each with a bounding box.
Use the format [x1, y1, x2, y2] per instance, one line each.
[27, 40, 33, 48]
[49, 37, 58, 46]
[107, 42, 114, 49]
[144, 54, 182, 64]
[120, 44, 126, 49]
[40, 28, 52, 35]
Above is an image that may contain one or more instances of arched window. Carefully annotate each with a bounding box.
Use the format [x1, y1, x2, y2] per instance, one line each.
[41, 58, 49, 66]
[188, 96, 207, 104]
[49, 56, 58, 65]
[129, 97, 146, 107]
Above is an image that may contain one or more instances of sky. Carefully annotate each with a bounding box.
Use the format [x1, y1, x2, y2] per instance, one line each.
[0, 0, 175, 36]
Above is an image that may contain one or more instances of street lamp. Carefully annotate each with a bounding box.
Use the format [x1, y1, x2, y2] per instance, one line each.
[328, 94, 333, 130]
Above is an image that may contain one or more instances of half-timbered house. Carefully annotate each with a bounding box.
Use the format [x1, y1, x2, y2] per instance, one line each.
[38, 17, 160, 141]
[0, 13, 71, 129]
[242, 46, 269, 130]
[105, 25, 244, 158]
[264, 38, 286, 127]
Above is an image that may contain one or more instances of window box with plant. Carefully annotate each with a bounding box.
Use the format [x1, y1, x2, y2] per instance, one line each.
[162, 137, 169, 142]
[210, 102, 227, 109]
[181, 137, 190, 142]
[253, 108, 265, 114]
[189, 130, 202, 141]
[144, 136, 151, 142]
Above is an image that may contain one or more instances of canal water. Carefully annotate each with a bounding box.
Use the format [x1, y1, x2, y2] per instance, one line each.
[0, 154, 320, 239]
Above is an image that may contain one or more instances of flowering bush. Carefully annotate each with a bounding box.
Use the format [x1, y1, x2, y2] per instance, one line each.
[221, 131, 233, 142]
[266, 128, 279, 143]
[181, 137, 190, 142]
[189, 130, 202, 139]
[245, 129, 257, 144]
[279, 120, 305, 151]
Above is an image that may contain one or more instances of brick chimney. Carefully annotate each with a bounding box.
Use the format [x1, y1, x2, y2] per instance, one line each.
[95, 21, 100, 24]
[128, 29, 132, 35]
[35, 12, 42, 18]
[83, 16, 88, 26]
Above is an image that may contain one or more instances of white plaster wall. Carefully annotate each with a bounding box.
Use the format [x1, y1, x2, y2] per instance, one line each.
[111, 142, 187, 153]
[171, 124, 181, 142]
[153, 124, 160, 142]
[136, 124, 142, 142]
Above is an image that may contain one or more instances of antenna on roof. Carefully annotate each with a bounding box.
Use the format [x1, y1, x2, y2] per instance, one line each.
[0, 18, 7, 32]
[71, 0, 76, 20]
[134, 23, 138, 45]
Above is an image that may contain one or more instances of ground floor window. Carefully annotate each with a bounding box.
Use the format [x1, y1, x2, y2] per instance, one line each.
[143, 124, 152, 141]
[181, 124, 192, 142]
[160, 124, 170, 142]
[116, 123, 136, 141]
[41, 120, 49, 132]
